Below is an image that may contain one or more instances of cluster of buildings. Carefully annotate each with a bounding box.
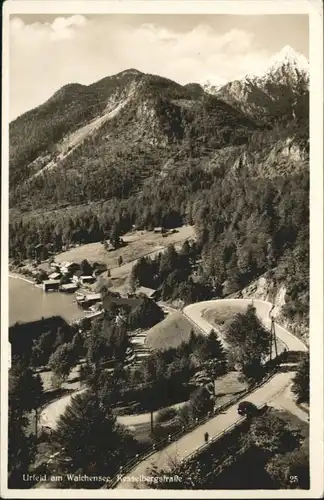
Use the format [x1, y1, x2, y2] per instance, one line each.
[42, 260, 96, 293]
[40, 259, 159, 320]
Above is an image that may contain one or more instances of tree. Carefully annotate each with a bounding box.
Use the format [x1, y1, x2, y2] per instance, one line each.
[222, 275, 242, 296]
[9, 358, 44, 415]
[71, 330, 85, 360]
[109, 224, 120, 247]
[8, 359, 43, 487]
[188, 329, 197, 350]
[8, 419, 36, 488]
[237, 400, 259, 418]
[177, 403, 194, 426]
[36, 269, 48, 282]
[161, 269, 182, 300]
[52, 326, 66, 351]
[129, 297, 164, 330]
[292, 355, 309, 404]
[80, 259, 92, 276]
[159, 244, 178, 281]
[112, 324, 130, 362]
[266, 443, 309, 489]
[244, 412, 301, 455]
[30, 373, 44, 437]
[195, 330, 227, 374]
[30, 330, 55, 368]
[48, 342, 76, 381]
[224, 305, 270, 380]
[179, 240, 191, 273]
[54, 391, 136, 481]
[190, 385, 214, 419]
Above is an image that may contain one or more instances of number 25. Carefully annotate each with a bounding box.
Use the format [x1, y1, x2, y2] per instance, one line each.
[289, 476, 298, 483]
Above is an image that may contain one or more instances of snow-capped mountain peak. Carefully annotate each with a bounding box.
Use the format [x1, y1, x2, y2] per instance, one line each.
[263, 45, 309, 81]
[201, 46, 308, 96]
[202, 80, 222, 94]
[200, 75, 227, 95]
[199, 45, 309, 124]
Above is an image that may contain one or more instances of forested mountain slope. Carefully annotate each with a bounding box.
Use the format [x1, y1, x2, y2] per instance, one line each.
[10, 70, 257, 210]
[9, 49, 309, 330]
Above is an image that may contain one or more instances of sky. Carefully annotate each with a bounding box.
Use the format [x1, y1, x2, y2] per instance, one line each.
[9, 14, 309, 120]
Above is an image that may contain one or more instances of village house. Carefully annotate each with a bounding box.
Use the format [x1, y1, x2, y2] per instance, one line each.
[60, 261, 80, 275]
[43, 280, 60, 292]
[72, 269, 83, 284]
[50, 262, 61, 272]
[136, 286, 157, 300]
[79, 275, 95, 286]
[60, 283, 79, 293]
[48, 272, 61, 280]
[76, 293, 102, 308]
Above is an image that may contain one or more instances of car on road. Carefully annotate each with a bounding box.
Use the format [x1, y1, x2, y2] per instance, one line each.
[237, 400, 259, 417]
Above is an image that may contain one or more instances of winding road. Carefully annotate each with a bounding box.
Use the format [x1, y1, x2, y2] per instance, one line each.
[183, 298, 307, 352]
[114, 298, 308, 490]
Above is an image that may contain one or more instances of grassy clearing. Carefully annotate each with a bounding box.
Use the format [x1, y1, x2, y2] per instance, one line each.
[40, 364, 82, 392]
[214, 371, 248, 398]
[212, 371, 249, 409]
[54, 225, 194, 296]
[55, 226, 195, 268]
[203, 304, 286, 358]
[203, 303, 249, 330]
[146, 311, 201, 350]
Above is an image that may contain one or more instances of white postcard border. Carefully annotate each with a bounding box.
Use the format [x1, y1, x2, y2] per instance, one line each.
[1, 1, 323, 498]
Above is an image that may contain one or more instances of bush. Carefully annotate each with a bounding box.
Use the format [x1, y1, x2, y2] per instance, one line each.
[155, 407, 178, 423]
[237, 400, 259, 417]
[177, 403, 194, 426]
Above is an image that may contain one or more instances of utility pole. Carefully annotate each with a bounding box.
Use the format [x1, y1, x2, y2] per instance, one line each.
[269, 316, 273, 362]
[269, 316, 278, 361]
[150, 409, 154, 435]
[271, 317, 278, 358]
[35, 407, 38, 442]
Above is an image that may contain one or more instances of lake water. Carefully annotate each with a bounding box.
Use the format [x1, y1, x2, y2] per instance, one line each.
[9, 276, 85, 326]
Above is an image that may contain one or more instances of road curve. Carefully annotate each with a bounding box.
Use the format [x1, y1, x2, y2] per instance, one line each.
[40, 389, 87, 430]
[183, 298, 308, 353]
[115, 298, 308, 490]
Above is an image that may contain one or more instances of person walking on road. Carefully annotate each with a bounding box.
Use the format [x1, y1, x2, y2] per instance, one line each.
[204, 432, 209, 444]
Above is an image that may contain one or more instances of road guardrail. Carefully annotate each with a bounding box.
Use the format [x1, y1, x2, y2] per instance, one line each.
[107, 370, 277, 489]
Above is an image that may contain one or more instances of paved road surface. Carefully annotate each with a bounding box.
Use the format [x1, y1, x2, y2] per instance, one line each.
[271, 381, 309, 423]
[40, 389, 87, 430]
[183, 299, 307, 353]
[116, 401, 187, 427]
[115, 298, 308, 489]
[116, 372, 295, 489]
[40, 389, 186, 430]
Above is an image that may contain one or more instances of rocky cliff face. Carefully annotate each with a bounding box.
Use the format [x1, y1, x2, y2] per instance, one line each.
[231, 136, 308, 178]
[232, 273, 309, 346]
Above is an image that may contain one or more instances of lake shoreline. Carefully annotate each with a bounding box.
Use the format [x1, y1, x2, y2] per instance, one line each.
[9, 272, 44, 290]
[9, 272, 36, 286]
[9, 275, 85, 326]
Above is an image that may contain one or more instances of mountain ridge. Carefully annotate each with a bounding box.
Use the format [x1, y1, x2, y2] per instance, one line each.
[203, 45, 309, 123]
[9, 69, 258, 203]
[9, 45, 308, 212]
